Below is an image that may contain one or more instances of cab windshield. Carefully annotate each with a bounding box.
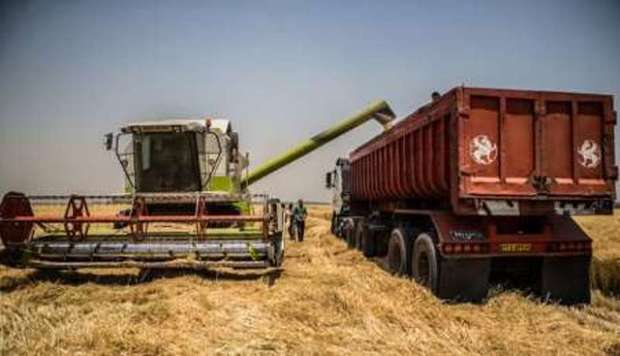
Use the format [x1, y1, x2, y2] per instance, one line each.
[134, 132, 201, 192]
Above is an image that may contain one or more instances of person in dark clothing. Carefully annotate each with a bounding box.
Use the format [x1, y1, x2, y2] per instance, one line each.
[291, 199, 308, 241]
[285, 203, 294, 240]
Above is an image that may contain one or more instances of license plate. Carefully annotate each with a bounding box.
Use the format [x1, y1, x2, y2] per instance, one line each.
[499, 243, 532, 253]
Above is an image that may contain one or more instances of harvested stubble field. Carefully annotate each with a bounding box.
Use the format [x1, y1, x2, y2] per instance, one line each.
[1, 206, 619, 355]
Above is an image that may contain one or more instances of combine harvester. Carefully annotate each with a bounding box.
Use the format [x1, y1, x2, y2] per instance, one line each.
[327, 87, 617, 304]
[0, 102, 395, 272]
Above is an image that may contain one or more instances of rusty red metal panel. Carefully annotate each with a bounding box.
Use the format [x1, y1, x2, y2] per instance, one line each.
[415, 129, 428, 197]
[349, 87, 617, 215]
[379, 147, 388, 199]
[396, 137, 406, 198]
[386, 144, 395, 199]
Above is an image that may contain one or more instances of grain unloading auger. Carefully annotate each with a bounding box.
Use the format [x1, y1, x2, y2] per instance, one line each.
[0, 101, 394, 270]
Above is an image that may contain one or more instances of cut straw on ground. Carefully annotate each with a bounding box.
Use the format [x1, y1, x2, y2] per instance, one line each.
[0, 206, 619, 355]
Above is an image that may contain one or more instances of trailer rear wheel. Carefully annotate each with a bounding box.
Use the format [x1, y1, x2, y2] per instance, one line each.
[412, 232, 489, 303]
[387, 228, 411, 275]
[539, 255, 590, 305]
[412, 233, 438, 291]
[330, 213, 337, 236]
[354, 221, 365, 251]
[345, 221, 355, 248]
[361, 229, 376, 257]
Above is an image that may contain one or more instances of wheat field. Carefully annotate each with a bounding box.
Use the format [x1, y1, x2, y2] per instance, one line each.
[0, 207, 619, 355]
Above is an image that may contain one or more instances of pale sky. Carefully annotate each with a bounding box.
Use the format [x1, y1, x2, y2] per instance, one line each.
[1, 0, 619, 202]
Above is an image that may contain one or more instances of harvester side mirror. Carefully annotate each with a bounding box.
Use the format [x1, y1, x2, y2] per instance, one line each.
[104, 133, 114, 151]
[325, 172, 333, 188]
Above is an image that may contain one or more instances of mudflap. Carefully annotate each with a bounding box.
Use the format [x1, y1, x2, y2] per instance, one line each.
[437, 257, 490, 303]
[539, 255, 591, 305]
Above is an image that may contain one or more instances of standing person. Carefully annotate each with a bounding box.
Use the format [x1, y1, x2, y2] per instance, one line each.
[284, 203, 294, 240]
[292, 199, 308, 241]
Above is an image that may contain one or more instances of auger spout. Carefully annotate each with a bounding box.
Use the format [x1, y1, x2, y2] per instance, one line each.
[241, 100, 395, 188]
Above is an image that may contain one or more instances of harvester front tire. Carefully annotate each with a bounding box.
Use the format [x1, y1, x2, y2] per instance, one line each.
[387, 228, 411, 276]
[0, 248, 23, 267]
[273, 234, 284, 267]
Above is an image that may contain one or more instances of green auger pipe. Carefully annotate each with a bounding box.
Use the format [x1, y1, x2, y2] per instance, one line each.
[241, 100, 395, 189]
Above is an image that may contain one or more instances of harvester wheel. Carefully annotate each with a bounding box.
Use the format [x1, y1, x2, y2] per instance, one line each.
[538, 256, 591, 305]
[330, 213, 338, 236]
[0, 248, 23, 267]
[272, 234, 285, 267]
[387, 228, 411, 275]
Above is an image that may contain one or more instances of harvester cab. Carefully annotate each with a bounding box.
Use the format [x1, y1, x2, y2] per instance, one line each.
[0, 101, 395, 272]
[110, 119, 246, 196]
[108, 118, 251, 216]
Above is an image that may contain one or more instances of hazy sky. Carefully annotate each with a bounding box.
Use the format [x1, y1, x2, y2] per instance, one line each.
[1, 0, 619, 202]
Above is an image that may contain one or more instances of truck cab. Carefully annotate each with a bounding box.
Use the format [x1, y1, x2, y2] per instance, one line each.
[325, 158, 351, 236]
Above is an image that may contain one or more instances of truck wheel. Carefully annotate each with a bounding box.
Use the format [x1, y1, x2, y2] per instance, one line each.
[354, 222, 366, 251]
[412, 232, 489, 303]
[387, 228, 411, 275]
[345, 221, 355, 248]
[412, 233, 438, 292]
[539, 256, 590, 305]
[361, 229, 376, 257]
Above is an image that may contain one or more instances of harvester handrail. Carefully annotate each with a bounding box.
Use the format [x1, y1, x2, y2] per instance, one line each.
[2, 214, 269, 224]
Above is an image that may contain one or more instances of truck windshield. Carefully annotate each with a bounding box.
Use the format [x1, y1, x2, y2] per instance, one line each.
[134, 132, 201, 192]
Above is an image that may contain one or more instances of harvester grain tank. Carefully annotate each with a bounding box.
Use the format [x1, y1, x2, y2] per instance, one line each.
[326, 87, 617, 304]
[0, 101, 395, 271]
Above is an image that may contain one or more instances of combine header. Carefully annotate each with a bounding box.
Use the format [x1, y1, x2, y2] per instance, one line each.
[0, 101, 395, 271]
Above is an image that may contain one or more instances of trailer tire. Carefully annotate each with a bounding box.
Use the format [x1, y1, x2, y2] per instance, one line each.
[412, 232, 489, 302]
[361, 229, 376, 258]
[345, 221, 355, 248]
[539, 256, 590, 305]
[354, 221, 366, 251]
[387, 228, 411, 276]
[412, 233, 438, 292]
[330, 213, 338, 237]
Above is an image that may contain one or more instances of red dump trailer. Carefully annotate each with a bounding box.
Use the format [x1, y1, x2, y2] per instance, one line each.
[326, 87, 617, 304]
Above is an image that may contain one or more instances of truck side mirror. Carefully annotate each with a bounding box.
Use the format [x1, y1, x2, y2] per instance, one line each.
[104, 133, 114, 151]
[325, 172, 333, 188]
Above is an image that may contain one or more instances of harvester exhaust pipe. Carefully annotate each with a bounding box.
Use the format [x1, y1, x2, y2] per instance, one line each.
[241, 100, 395, 188]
